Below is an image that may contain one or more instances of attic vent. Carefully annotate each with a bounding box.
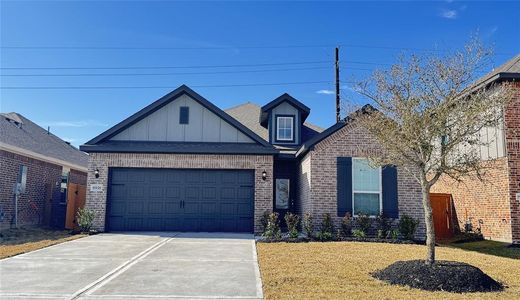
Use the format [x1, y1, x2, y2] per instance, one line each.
[1, 112, 24, 128]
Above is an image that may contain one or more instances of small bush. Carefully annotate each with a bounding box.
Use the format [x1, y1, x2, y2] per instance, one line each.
[376, 214, 392, 239]
[390, 229, 399, 240]
[356, 212, 372, 236]
[284, 213, 300, 239]
[302, 212, 314, 238]
[341, 212, 353, 237]
[76, 208, 95, 233]
[316, 231, 333, 241]
[263, 212, 281, 239]
[318, 213, 335, 241]
[399, 214, 419, 240]
[260, 210, 270, 233]
[352, 229, 366, 238]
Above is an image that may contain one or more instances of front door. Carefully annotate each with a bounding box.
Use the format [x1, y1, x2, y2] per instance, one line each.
[273, 159, 296, 226]
[275, 178, 291, 221]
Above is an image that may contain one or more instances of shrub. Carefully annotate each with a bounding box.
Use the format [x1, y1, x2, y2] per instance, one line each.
[352, 229, 366, 238]
[399, 214, 419, 240]
[284, 213, 300, 239]
[376, 214, 392, 239]
[302, 212, 314, 238]
[260, 210, 270, 233]
[318, 213, 335, 241]
[390, 229, 399, 240]
[341, 212, 353, 237]
[76, 207, 95, 233]
[263, 212, 281, 239]
[356, 212, 372, 236]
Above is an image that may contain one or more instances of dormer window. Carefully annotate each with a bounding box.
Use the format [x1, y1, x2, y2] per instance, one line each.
[276, 115, 294, 142]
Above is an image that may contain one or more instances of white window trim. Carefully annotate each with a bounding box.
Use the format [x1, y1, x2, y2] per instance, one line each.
[276, 116, 294, 141]
[352, 157, 382, 217]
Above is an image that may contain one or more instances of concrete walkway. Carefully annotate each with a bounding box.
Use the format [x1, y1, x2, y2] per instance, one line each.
[0, 232, 263, 300]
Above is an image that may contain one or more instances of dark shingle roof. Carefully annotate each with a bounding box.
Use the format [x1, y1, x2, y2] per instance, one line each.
[225, 102, 324, 143]
[0, 112, 88, 168]
[472, 54, 520, 89]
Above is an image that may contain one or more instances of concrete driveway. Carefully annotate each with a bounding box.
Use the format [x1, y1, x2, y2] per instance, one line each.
[0, 232, 263, 300]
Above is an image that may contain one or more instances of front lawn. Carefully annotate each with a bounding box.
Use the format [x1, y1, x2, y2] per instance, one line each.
[0, 227, 85, 259]
[257, 242, 520, 299]
[447, 240, 520, 260]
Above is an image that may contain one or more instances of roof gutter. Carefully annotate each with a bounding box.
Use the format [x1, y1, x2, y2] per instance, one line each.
[0, 142, 88, 172]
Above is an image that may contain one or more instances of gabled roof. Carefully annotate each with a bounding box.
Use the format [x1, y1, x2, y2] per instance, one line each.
[259, 93, 311, 126]
[296, 104, 374, 157]
[472, 54, 520, 90]
[0, 112, 88, 170]
[225, 102, 323, 144]
[82, 85, 274, 150]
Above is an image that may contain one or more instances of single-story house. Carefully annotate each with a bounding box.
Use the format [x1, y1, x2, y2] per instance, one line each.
[432, 54, 520, 244]
[80, 85, 424, 236]
[0, 112, 88, 229]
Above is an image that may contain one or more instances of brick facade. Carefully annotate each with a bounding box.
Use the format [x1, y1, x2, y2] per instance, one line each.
[297, 122, 425, 239]
[85, 153, 273, 233]
[0, 149, 86, 229]
[431, 158, 512, 242]
[505, 82, 520, 243]
[432, 82, 520, 244]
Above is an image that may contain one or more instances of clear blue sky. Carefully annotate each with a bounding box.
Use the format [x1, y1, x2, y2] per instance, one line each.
[1, 1, 518, 146]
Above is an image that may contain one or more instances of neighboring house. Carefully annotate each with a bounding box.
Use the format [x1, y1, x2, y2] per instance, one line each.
[0, 113, 89, 229]
[432, 54, 520, 244]
[80, 85, 424, 236]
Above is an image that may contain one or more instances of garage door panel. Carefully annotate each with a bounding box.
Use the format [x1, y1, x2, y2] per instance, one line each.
[166, 187, 181, 198]
[164, 202, 181, 213]
[221, 172, 237, 184]
[128, 187, 145, 199]
[221, 187, 235, 199]
[148, 201, 164, 214]
[108, 168, 254, 232]
[127, 201, 144, 214]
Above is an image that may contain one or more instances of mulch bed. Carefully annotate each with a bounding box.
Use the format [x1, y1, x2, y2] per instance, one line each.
[372, 260, 503, 293]
[257, 236, 421, 244]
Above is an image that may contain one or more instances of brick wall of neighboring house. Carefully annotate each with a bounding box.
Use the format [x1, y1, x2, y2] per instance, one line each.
[431, 158, 511, 242]
[297, 122, 425, 239]
[86, 153, 273, 233]
[69, 168, 87, 185]
[0, 149, 62, 229]
[505, 82, 520, 243]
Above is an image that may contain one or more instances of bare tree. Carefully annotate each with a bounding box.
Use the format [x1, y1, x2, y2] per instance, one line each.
[353, 39, 513, 265]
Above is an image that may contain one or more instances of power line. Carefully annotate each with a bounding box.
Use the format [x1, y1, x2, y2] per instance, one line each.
[0, 67, 372, 77]
[0, 80, 341, 90]
[1, 66, 375, 77]
[1, 43, 515, 55]
[0, 60, 330, 70]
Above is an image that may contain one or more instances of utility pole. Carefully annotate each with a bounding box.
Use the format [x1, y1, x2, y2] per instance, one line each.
[335, 47, 340, 123]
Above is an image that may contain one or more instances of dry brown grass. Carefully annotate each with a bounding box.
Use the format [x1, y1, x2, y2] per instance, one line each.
[0, 227, 85, 259]
[257, 242, 520, 299]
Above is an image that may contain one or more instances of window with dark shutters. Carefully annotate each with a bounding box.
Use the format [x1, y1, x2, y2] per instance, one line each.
[336, 157, 352, 216]
[382, 165, 399, 218]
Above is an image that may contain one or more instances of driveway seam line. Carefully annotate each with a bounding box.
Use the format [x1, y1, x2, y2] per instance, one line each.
[69, 234, 177, 300]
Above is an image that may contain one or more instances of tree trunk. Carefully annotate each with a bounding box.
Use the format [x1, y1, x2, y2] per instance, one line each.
[421, 183, 435, 265]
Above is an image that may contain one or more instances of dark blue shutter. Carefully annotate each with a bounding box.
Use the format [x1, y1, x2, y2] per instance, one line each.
[179, 107, 189, 124]
[337, 157, 352, 217]
[382, 165, 398, 218]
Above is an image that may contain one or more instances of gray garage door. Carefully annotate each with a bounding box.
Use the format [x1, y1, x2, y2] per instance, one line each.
[107, 168, 254, 232]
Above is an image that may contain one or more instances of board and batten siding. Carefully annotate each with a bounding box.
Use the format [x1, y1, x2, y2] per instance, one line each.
[269, 101, 301, 145]
[110, 94, 254, 143]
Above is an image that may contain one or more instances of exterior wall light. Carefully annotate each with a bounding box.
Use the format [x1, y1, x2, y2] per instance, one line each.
[94, 169, 100, 179]
[262, 170, 267, 181]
